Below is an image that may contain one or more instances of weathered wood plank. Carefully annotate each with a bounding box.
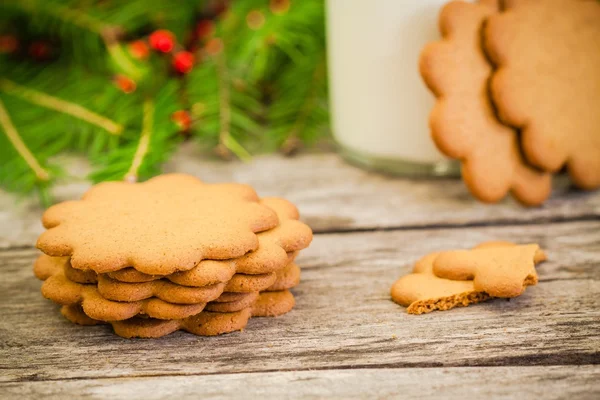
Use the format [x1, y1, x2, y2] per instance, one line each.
[1, 221, 598, 383]
[2, 366, 598, 400]
[2, 146, 599, 248]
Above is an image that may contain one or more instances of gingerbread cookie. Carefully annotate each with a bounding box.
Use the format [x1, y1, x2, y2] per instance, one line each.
[232, 197, 313, 275]
[484, 0, 600, 189]
[61, 304, 100, 326]
[420, 0, 551, 205]
[212, 291, 255, 303]
[96, 275, 226, 304]
[473, 240, 547, 263]
[112, 308, 252, 338]
[205, 292, 259, 313]
[433, 243, 540, 298]
[223, 272, 277, 293]
[37, 263, 207, 321]
[67, 197, 310, 287]
[61, 305, 252, 338]
[36, 174, 279, 274]
[266, 263, 300, 291]
[96, 270, 279, 302]
[391, 253, 491, 314]
[251, 290, 296, 317]
[108, 252, 296, 286]
[391, 241, 546, 314]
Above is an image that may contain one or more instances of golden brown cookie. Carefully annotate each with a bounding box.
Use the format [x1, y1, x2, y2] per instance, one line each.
[391, 241, 547, 314]
[34, 254, 68, 280]
[432, 244, 540, 298]
[36, 174, 279, 274]
[391, 253, 491, 314]
[107, 252, 297, 286]
[420, 0, 551, 205]
[484, 0, 600, 189]
[107, 267, 172, 283]
[61, 305, 251, 338]
[232, 197, 312, 275]
[266, 263, 300, 291]
[37, 262, 207, 321]
[212, 291, 255, 303]
[205, 292, 259, 312]
[251, 290, 295, 317]
[96, 275, 225, 304]
[61, 304, 101, 326]
[64, 197, 310, 286]
[112, 309, 252, 338]
[473, 240, 547, 263]
[223, 272, 277, 293]
[96, 270, 277, 302]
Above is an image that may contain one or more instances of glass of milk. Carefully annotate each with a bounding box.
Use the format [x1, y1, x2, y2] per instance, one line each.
[326, 0, 458, 176]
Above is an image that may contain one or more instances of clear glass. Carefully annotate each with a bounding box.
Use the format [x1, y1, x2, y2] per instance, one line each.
[326, 0, 460, 177]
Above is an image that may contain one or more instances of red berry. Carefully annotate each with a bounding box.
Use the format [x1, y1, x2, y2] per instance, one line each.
[28, 41, 51, 60]
[171, 110, 192, 132]
[0, 35, 18, 54]
[196, 20, 215, 40]
[172, 51, 194, 74]
[113, 75, 136, 93]
[128, 40, 149, 59]
[149, 30, 175, 53]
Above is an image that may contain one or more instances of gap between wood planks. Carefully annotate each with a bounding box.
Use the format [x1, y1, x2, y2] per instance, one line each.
[4, 357, 600, 385]
[310, 214, 600, 235]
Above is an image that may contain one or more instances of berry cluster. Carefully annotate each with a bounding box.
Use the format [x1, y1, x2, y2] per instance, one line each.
[127, 30, 195, 75]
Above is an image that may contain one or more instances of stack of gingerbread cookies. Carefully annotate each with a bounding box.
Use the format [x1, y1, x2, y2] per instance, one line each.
[391, 241, 547, 314]
[33, 174, 313, 338]
[420, 0, 600, 206]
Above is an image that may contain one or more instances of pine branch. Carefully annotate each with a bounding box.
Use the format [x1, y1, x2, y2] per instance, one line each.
[18, 0, 109, 34]
[0, 78, 123, 135]
[0, 63, 137, 156]
[1, 0, 198, 73]
[124, 98, 154, 182]
[0, 0, 331, 204]
[0, 58, 185, 200]
[215, 51, 251, 161]
[0, 94, 66, 205]
[279, 58, 328, 153]
[89, 81, 182, 183]
[268, 53, 329, 151]
[188, 45, 262, 158]
[225, 0, 326, 83]
[0, 98, 50, 182]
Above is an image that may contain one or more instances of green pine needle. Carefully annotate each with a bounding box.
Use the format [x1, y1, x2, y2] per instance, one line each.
[0, 0, 330, 203]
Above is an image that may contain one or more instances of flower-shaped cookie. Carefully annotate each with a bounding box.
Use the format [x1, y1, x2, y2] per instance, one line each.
[432, 244, 540, 298]
[391, 241, 546, 314]
[420, 0, 551, 205]
[485, 0, 600, 189]
[37, 174, 279, 275]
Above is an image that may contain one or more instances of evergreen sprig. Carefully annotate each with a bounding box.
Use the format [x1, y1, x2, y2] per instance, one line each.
[1, 0, 198, 72]
[90, 81, 183, 183]
[0, 0, 330, 204]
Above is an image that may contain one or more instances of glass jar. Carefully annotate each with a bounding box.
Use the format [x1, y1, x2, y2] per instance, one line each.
[326, 0, 459, 176]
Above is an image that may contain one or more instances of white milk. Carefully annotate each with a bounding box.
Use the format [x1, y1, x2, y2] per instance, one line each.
[327, 0, 456, 175]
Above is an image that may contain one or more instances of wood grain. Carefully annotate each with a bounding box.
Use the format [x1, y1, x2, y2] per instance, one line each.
[2, 366, 598, 400]
[2, 221, 598, 383]
[2, 147, 599, 248]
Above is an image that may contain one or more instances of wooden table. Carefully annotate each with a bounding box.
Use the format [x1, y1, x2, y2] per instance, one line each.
[1, 148, 599, 399]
